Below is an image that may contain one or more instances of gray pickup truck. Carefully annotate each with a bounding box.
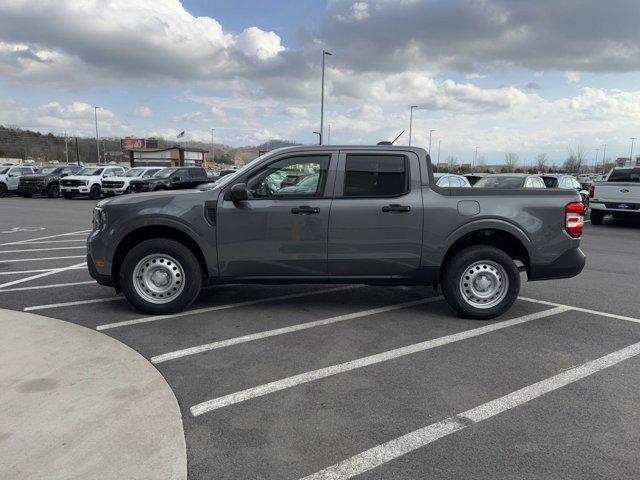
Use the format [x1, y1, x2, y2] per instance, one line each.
[87, 145, 585, 319]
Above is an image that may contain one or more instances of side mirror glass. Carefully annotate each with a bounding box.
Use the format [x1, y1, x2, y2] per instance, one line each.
[230, 183, 248, 202]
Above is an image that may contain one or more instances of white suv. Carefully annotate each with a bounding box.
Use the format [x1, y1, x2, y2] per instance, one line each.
[102, 166, 164, 195]
[60, 166, 126, 199]
[0, 165, 36, 197]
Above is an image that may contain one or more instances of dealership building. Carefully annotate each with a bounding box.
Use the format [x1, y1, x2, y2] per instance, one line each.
[121, 138, 208, 168]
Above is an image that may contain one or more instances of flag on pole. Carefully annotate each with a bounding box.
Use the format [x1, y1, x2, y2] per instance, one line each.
[177, 130, 185, 138]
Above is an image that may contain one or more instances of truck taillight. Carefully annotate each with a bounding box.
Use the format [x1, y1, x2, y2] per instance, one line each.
[565, 202, 584, 238]
[588, 185, 594, 198]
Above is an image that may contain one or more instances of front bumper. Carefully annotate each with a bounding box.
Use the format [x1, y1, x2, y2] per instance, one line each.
[590, 201, 640, 213]
[61, 186, 90, 194]
[528, 247, 586, 281]
[86, 252, 114, 287]
[17, 185, 46, 195]
[102, 187, 126, 194]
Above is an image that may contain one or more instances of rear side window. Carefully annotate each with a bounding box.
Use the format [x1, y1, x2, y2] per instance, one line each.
[188, 168, 206, 178]
[344, 155, 408, 197]
[608, 168, 640, 182]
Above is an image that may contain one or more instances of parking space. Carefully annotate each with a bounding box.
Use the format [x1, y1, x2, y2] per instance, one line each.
[2, 196, 640, 479]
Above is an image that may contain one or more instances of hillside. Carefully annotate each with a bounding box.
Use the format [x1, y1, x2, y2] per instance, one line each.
[0, 126, 298, 165]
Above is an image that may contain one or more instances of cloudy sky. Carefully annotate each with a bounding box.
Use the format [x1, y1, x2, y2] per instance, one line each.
[1, 0, 640, 165]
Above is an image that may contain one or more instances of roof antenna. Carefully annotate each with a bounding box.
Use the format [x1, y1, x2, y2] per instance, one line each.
[377, 130, 405, 146]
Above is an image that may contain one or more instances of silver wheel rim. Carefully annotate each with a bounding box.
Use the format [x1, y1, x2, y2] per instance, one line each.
[459, 260, 509, 309]
[133, 254, 185, 304]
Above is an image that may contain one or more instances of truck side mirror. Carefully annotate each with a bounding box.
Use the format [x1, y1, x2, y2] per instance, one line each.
[229, 183, 248, 202]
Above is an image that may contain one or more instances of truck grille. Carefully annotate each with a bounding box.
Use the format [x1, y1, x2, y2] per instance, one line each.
[102, 181, 124, 188]
[61, 179, 83, 187]
[19, 178, 46, 187]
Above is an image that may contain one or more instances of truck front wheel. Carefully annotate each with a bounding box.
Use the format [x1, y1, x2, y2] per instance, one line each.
[590, 210, 605, 225]
[119, 238, 202, 315]
[442, 245, 520, 320]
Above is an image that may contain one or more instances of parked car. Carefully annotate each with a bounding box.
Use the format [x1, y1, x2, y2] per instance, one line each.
[17, 165, 83, 198]
[60, 166, 126, 199]
[473, 174, 546, 189]
[129, 167, 209, 193]
[0, 165, 36, 197]
[102, 167, 164, 196]
[88, 145, 585, 320]
[576, 174, 593, 189]
[588, 166, 640, 224]
[434, 173, 471, 187]
[463, 173, 489, 186]
[541, 174, 589, 206]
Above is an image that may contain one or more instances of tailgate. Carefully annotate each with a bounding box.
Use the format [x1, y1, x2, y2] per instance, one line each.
[592, 183, 640, 204]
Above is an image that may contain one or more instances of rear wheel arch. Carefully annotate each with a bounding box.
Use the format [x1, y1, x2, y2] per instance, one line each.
[112, 225, 208, 291]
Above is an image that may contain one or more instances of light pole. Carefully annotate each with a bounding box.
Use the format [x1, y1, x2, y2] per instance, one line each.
[629, 137, 637, 167]
[592, 148, 599, 173]
[601, 143, 607, 174]
[437, 139, 441, 164]
[64, 130, 69, 164]
[319, 50, 332, 145]
[428, 129, 435, 154]
[327, 124, 331, 145]
[211, 128, 216, 163]
[94, 106, 100, 164]
[313, 131, 321, 145]
[408, 106, 418, 146]
[473, 146, 478, 170]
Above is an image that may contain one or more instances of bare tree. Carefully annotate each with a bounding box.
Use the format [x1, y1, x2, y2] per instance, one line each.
[446, 155, 458, 171]
[563, 145, 587, 173]
[504, 152, 519, 172]
[535, 153, 548, 172]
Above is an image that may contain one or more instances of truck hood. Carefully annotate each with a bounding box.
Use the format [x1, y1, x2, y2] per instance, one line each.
[97, 187, 218, 208]
[62, 175, 100, 182]
[21, 174, 57, 180]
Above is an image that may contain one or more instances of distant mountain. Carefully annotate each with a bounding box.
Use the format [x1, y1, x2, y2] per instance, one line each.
[0, 126, 299, 165]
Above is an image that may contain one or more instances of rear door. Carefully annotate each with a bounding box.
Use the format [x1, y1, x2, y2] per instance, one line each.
[328, 151, 423, 276]
[217, 153, 336, 277]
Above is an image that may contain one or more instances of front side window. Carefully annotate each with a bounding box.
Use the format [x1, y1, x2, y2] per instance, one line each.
[344, 155, 407, 197]
[247, 155, 330, 199]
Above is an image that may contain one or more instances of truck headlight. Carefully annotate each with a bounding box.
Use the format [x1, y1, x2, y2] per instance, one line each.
[92, 207, 107, 231]
[82, 180, 89, 186]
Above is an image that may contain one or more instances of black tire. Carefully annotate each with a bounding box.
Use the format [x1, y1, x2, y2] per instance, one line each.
[89, 184, 101, 200]
[46, 183, 60, 198]
[63, 193, 75, 199]
[124, 186, 132, 194]
[441, 245, 520, 320]
[0, 183, 6, 198]
[21, 193, 33, 198]
[590, 210, 605, 225]
[119, 238, 202, 314]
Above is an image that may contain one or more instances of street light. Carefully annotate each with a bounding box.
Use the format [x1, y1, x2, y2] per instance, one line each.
[210, 128, 215, 163]
[93, 106, 100, 164]
[428, 129, 435, 154]
[630, 138, 637, 167]
[473, 146, 478, 170]
[408, 106, 418, 146]
[592, 148, 599, 173]
[319, 50, 332, 145]
[601, 143, 607, 174]
[437, 139, 441, 164]
[313, 131, 321, 145]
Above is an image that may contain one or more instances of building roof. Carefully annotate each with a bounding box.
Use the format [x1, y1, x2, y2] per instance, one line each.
[128, 145, 208, 153]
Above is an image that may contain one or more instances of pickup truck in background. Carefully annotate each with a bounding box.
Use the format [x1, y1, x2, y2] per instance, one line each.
[589, 166, 640, 224]
[18, 165, 83, 198]
[61, 166, 127, 199]
[129, 166, 208, 192]
[101, 166, 164, 195]
[87, 146, 585, 320]
[0, 165, 36, 197]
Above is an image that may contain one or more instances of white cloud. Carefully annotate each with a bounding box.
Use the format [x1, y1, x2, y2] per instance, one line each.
[129, 106, 153, 118]
[172, 106, 228, 124]
[284, 106, 309, 118]
[565, 72, 582, 84]
[234, 27, 285, 60]
[336, 2, 370, 21]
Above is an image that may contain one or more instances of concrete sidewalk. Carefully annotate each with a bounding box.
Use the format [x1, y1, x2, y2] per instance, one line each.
[0, 308, 187, 480]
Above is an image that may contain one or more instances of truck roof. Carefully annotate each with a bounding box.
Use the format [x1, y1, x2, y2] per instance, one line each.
[263, 145, 428, 155]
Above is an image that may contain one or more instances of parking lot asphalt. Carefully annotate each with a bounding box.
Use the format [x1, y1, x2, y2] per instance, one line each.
[1, 196, 640, 479]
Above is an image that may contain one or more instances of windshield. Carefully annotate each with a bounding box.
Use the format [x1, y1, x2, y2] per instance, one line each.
[474, 176, 525, 188]
[608, 168, 640, 182]
[124, 168, 146, 177]
[0, 167, 10, 175]
[214, 153, 271, 189]
[77, 167, 104, 176]
[153, 168, 178, 178]
[542, 177, 559, 188]
[38, 167, 61, 175]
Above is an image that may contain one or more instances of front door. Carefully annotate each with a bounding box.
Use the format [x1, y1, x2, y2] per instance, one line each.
[328, 151, 423, 276]
[217, 153, 336, 278]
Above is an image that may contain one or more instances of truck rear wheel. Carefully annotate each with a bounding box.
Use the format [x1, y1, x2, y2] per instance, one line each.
[46, 184, 60, 198]
[119, 238, 202, 315]
[442, 245, 520, 320]
[89, 184, 101, 199]
[590, 210, 605, 225]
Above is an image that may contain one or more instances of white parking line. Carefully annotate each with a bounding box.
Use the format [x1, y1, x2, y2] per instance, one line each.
[23, 296, 122, 311]
[0, 229, 90, 246]
[0, 262, 87, 290]
[298, 339, 640, 480]
[190, 306, 568, 416]
[151, 297, 443, 364]
[0, 255, 85, 263]
[0, 280, 96, 293]
[0, 266, 86, 275]
[96, 286, 361, 331]
[519, 296, 640, 324]
[15, 239, 87, 244]
[0, 246, 86, 254]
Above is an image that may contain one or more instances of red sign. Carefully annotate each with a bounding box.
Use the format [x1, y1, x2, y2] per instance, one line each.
[121, 138, 145, 150]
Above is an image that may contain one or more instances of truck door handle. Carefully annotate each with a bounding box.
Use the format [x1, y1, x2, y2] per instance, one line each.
[382, 204, 411, 213]
[291, 205, 320, 215]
